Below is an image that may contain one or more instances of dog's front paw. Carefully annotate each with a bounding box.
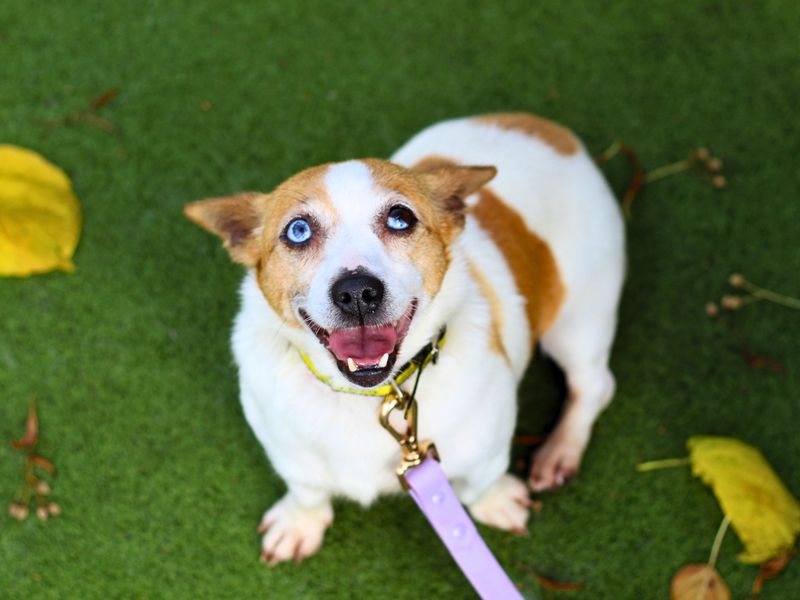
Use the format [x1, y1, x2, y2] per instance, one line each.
[529, 430, 587, 492]
[257, 494, 333, 566]
[468, 474, 531, 535]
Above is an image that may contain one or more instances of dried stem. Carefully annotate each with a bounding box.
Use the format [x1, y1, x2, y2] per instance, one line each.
[708, 514, 732, 569]
[595, 140, 622, 164]
[645, 159, 692, 183]
[740, 279, 800, 310]
[636, 457, 690, 472]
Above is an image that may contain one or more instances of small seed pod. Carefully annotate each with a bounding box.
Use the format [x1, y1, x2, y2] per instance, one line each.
[695, 147, 710, 161]
[712, 175, 727, 189]
[728, 273, 745, 288]
[36, 480, 51, 495]
[705, 302, 720, 317]
[707, 157, 723, 172]
[721, 295, 743, 310]
[36, 506, 49, 521]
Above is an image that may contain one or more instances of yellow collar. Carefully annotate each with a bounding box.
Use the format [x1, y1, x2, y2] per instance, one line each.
[298, 328, 446, 397]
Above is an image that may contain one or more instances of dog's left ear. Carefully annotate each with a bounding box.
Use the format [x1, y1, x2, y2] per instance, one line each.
[184, 192, 265, 267]
[417, 165, 497, 240]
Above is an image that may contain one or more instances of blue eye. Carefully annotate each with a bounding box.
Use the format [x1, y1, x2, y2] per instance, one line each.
[386, 205, 417, 232]
[285, 218, 313, 244]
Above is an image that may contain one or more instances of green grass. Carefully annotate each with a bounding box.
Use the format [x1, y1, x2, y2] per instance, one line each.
[2, 1, 799, 598]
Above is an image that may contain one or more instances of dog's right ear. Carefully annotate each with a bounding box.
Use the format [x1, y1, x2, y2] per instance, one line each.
[184, 192, 265, 267]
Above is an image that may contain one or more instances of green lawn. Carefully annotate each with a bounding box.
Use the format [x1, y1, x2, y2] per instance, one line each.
[2, 1, 799, 598]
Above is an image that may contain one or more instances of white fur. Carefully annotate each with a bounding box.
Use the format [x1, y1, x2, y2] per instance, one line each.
[233, 116, 625, 563]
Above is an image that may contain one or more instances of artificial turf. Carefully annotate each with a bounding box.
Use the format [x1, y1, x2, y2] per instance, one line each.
[1, 1, 799, 598]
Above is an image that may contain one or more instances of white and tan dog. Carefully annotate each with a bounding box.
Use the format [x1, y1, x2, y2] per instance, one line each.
[185, 113, 625, 565]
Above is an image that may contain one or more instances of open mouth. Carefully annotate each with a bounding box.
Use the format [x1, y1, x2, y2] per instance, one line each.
[299, 300, 417, 388]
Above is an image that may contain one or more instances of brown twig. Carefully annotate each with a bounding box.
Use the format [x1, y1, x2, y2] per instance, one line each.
[44, 87, 120, 135]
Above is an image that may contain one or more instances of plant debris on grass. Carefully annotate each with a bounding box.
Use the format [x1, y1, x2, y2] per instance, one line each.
[44, 87, 121, 135]
[640, 436, 800, 597]
[595, 142, 726, 219]
[8, 398, 61, 522]
[707, 273, 800, 316]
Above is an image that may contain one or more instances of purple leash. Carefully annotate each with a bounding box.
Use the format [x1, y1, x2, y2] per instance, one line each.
[406, 457, 524, 599]
[379, 388, 524, 600]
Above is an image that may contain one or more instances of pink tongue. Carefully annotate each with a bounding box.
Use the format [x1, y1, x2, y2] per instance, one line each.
[328, 326, 397, 364]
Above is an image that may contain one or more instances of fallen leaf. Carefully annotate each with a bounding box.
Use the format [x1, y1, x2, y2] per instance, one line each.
[533, 574, 584, 591]
[30, 454, 55, 474]
[90, 88, 119, 111]
[741, 350, 785, 374]
[671, 564, 730, 600]
[751, 551, 794, 596]
[0, 145, 81, 276]
[688, 436, 800, 563]
[11, 398, 38, 449]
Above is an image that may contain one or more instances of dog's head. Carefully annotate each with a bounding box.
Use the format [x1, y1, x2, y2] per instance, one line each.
[185, 159, 495, 389]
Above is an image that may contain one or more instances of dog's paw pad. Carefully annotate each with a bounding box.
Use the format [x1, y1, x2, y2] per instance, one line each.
[258, 495, 333, 566]
[529, 436, 584, 492]
[468, 474, 531, 533]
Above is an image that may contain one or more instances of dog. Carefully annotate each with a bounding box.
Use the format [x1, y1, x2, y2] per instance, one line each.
[185, 113, 625, 565]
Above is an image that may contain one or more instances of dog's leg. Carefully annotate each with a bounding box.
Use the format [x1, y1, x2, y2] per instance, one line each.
[258, 485, 333, 566]
[240, 390, 335, 565]
[530, 302, 619, 491]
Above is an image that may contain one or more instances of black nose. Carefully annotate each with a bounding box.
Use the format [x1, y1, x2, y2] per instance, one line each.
[331, 273, 385, 317]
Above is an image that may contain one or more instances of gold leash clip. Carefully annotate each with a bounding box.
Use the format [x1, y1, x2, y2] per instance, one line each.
[378, 384, 438, 490]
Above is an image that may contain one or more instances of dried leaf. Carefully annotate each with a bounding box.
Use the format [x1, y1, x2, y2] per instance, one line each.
[671, 564, 730, 600]
[0, 145, 81, 276]
[741, 350, 784, 374]
[688, 436, 800, 563]
[30, 454, 55, 474]
[90, 88, 119, 110]
[533, 574, 584, 591]
[751, 551, 794, 595]
[11, 398, 38, 449]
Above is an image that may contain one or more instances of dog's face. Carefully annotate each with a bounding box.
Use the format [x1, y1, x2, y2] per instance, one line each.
[185, 159, 495, 388]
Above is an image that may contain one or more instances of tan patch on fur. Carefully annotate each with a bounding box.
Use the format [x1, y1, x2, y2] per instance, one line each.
[477, 113, 580, 156]
[253, 165, 336, 327]
[468, 261, 510, 364]
[472, 188, 565, 351]
[366, 158, 490, 298]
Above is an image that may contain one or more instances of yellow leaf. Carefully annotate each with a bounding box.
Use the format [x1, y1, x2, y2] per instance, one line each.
[0, 145, 81, 276]
[671, 564, 730, 600]
[688, 436, 800, 564]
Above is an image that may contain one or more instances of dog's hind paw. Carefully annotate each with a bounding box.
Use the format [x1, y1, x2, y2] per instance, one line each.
[257, 494, 333, 566]
[468, 474, 531, 534]
[528, 431, 585, 492]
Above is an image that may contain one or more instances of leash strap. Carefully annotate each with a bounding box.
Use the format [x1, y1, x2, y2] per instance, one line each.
[405, 458, 524, 600]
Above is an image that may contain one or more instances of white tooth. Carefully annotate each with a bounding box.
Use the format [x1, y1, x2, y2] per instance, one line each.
[378, 353, 389, 368]
[347, 357, 358, 372]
